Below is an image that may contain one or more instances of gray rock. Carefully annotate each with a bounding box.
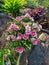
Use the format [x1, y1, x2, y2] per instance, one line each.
[0, 13, 14, 37]
[0, 13, 14, 48]
[28, 45, 44, 65]
[28, 36, 49, 65]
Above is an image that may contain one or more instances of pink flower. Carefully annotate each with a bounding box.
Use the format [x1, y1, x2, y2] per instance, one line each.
[17, 33, 22, 37]
[31, 31, 37, 37]
[10, 24, 14, 28]
[10, 35, 15, 40]
[16, 33, 22, 40]
[16, 36, 22, 40]
[16, 47, 25, 53]
[31, 38, 38, 45]
[8, 24, 14, 33]
[23, 13, 30, 18]
[4, 54, 7, 59]
[16, 17, 21, 21]
[8, 28, 13, 34]
[13, 23, 20, 31]
[23, 34, 29, 40]
[6, 61, 10, 65]
[6, 35, 11, 40]
[25, 25, 31, 35]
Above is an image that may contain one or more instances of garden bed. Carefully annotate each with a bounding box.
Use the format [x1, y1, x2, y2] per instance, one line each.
[0, 4, 49, 65]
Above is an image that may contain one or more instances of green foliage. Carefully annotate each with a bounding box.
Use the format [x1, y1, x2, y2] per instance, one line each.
[0, 49, 11, 65]
[26, 0, 49, 8]
[0, 0, 49, 14]
[2, 0, 26, 16]
[0, 0, 4, 12]
[40, 0, 49, 8]
[0, 49, 11, 57]
[0, 56, 5, 65]
[26, 0, 39, 8]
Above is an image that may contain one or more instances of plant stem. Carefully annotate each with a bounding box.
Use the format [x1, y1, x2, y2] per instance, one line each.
[24, 42, 30, 49]
[16, 53, 22, 65]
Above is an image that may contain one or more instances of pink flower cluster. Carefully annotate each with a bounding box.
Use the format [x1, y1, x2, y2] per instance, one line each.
[7, 24, 38, 42]
[7, 35, 15, 40]
[25, 25, 37, 37]
[23, 13, 34, 21]
[7, 21, 42, 53]
[8, 23, 20, 33]
[16, 13, 34, 22]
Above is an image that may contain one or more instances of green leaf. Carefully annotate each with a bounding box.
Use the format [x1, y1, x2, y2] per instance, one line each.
[8, 58, 11, 65]
[2, 55, 5, 65]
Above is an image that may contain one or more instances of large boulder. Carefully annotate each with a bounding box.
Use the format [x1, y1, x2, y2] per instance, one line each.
[0, 13, 14, 37]
[28, 33, 49, 65]
[0, 13, 14, 48]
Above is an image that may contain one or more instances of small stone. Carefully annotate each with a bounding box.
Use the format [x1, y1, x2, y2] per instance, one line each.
[38, 33, 48, 42]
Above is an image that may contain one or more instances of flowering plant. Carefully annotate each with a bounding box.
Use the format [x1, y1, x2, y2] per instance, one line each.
[16, 13, 34, 22]
[7, 15, 42, 65]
